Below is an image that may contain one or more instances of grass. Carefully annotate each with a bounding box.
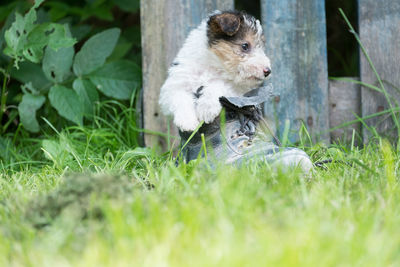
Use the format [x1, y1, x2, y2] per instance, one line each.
[1, 99, 400, 266]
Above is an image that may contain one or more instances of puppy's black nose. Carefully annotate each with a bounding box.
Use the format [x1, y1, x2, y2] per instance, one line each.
[263, 67, 271, 77]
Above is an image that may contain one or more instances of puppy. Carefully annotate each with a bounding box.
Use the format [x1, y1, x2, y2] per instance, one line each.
[159, 10, 271, 132]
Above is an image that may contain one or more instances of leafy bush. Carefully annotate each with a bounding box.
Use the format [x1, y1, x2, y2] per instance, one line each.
[0, 0, 141, 134]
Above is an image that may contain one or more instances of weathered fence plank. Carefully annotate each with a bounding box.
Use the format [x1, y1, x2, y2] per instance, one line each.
[140, 0, 234, 148]
[358, 0, 400, 141]
[329, 78, 361, 142]
[261, 0, 329, 142]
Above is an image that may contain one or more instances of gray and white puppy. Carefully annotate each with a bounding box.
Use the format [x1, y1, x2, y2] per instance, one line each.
[159, 10, 271, 132]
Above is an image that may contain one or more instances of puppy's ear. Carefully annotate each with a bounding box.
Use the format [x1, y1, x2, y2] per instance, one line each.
[208, 13, 241, 36]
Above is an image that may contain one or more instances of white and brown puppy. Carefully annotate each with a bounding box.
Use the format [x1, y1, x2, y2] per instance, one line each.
[159, 10, 271, 132]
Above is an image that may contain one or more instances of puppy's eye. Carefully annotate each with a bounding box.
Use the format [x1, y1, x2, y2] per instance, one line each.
[241, 43, 249, 51]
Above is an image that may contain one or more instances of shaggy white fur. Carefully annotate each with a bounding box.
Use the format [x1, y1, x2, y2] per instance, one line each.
[159, 10, 271, 132]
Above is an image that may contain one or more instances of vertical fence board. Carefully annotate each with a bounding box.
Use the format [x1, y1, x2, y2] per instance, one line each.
[141, 0, 234, 148]
[261, 0, 329, 142]
[329, 78, 361, 142]
[359, 0, 400, 141]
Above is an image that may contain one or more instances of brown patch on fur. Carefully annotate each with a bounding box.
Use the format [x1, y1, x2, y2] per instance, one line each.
[210, 41, 243, 75]
[207, 11, 244, 46]
[242, 32, 258, 52]
[207, 11, 263, 49]
[210, 30, 258, 69]
[208, 13, 241, 37]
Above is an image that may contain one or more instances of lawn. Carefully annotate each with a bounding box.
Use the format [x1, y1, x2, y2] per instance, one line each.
[1, 108, 399, 266]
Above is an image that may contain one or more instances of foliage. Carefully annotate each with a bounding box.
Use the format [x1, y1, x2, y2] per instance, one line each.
[0, 0, 141, 135]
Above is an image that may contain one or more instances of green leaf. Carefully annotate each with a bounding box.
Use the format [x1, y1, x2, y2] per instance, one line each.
[42, 139, 61, 160]
[46, 24, 77, 50]
[0, 7, 18, 51]
[18, 93, 45, 132]
[23, 23, 76, 63]
[33, 0, 45, 9]
[4, 13, 32, 64]
[42, 139, 71, 164]
[114, 0, 140, 12]
[107, 36, 133, 61]
[21, 82, 40, 95]
[70, 24, 92, 42]
[3, 0, 45, 67]
[89, 4, 113, 21]
[73, 28, 120, 76]
[89, 0, 108, 8]
[72, 78, 99, 116]
[10, 61, 51, 92]
[45, 1, 70, 21]
[42, 45, 74, 83]
[42, 26, 75, 83]
[89, 60, 140, 100]
[49, 85, 83, 125]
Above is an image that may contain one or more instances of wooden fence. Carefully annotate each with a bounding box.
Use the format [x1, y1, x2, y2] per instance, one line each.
[140, 0, 400, 148]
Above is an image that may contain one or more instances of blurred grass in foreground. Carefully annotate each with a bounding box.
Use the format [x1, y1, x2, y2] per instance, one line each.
[0, 124, 399, 266]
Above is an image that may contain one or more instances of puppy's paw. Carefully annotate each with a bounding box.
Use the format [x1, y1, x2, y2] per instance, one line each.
[174, 112, 200, 132]
[196, 101, 222, 124]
